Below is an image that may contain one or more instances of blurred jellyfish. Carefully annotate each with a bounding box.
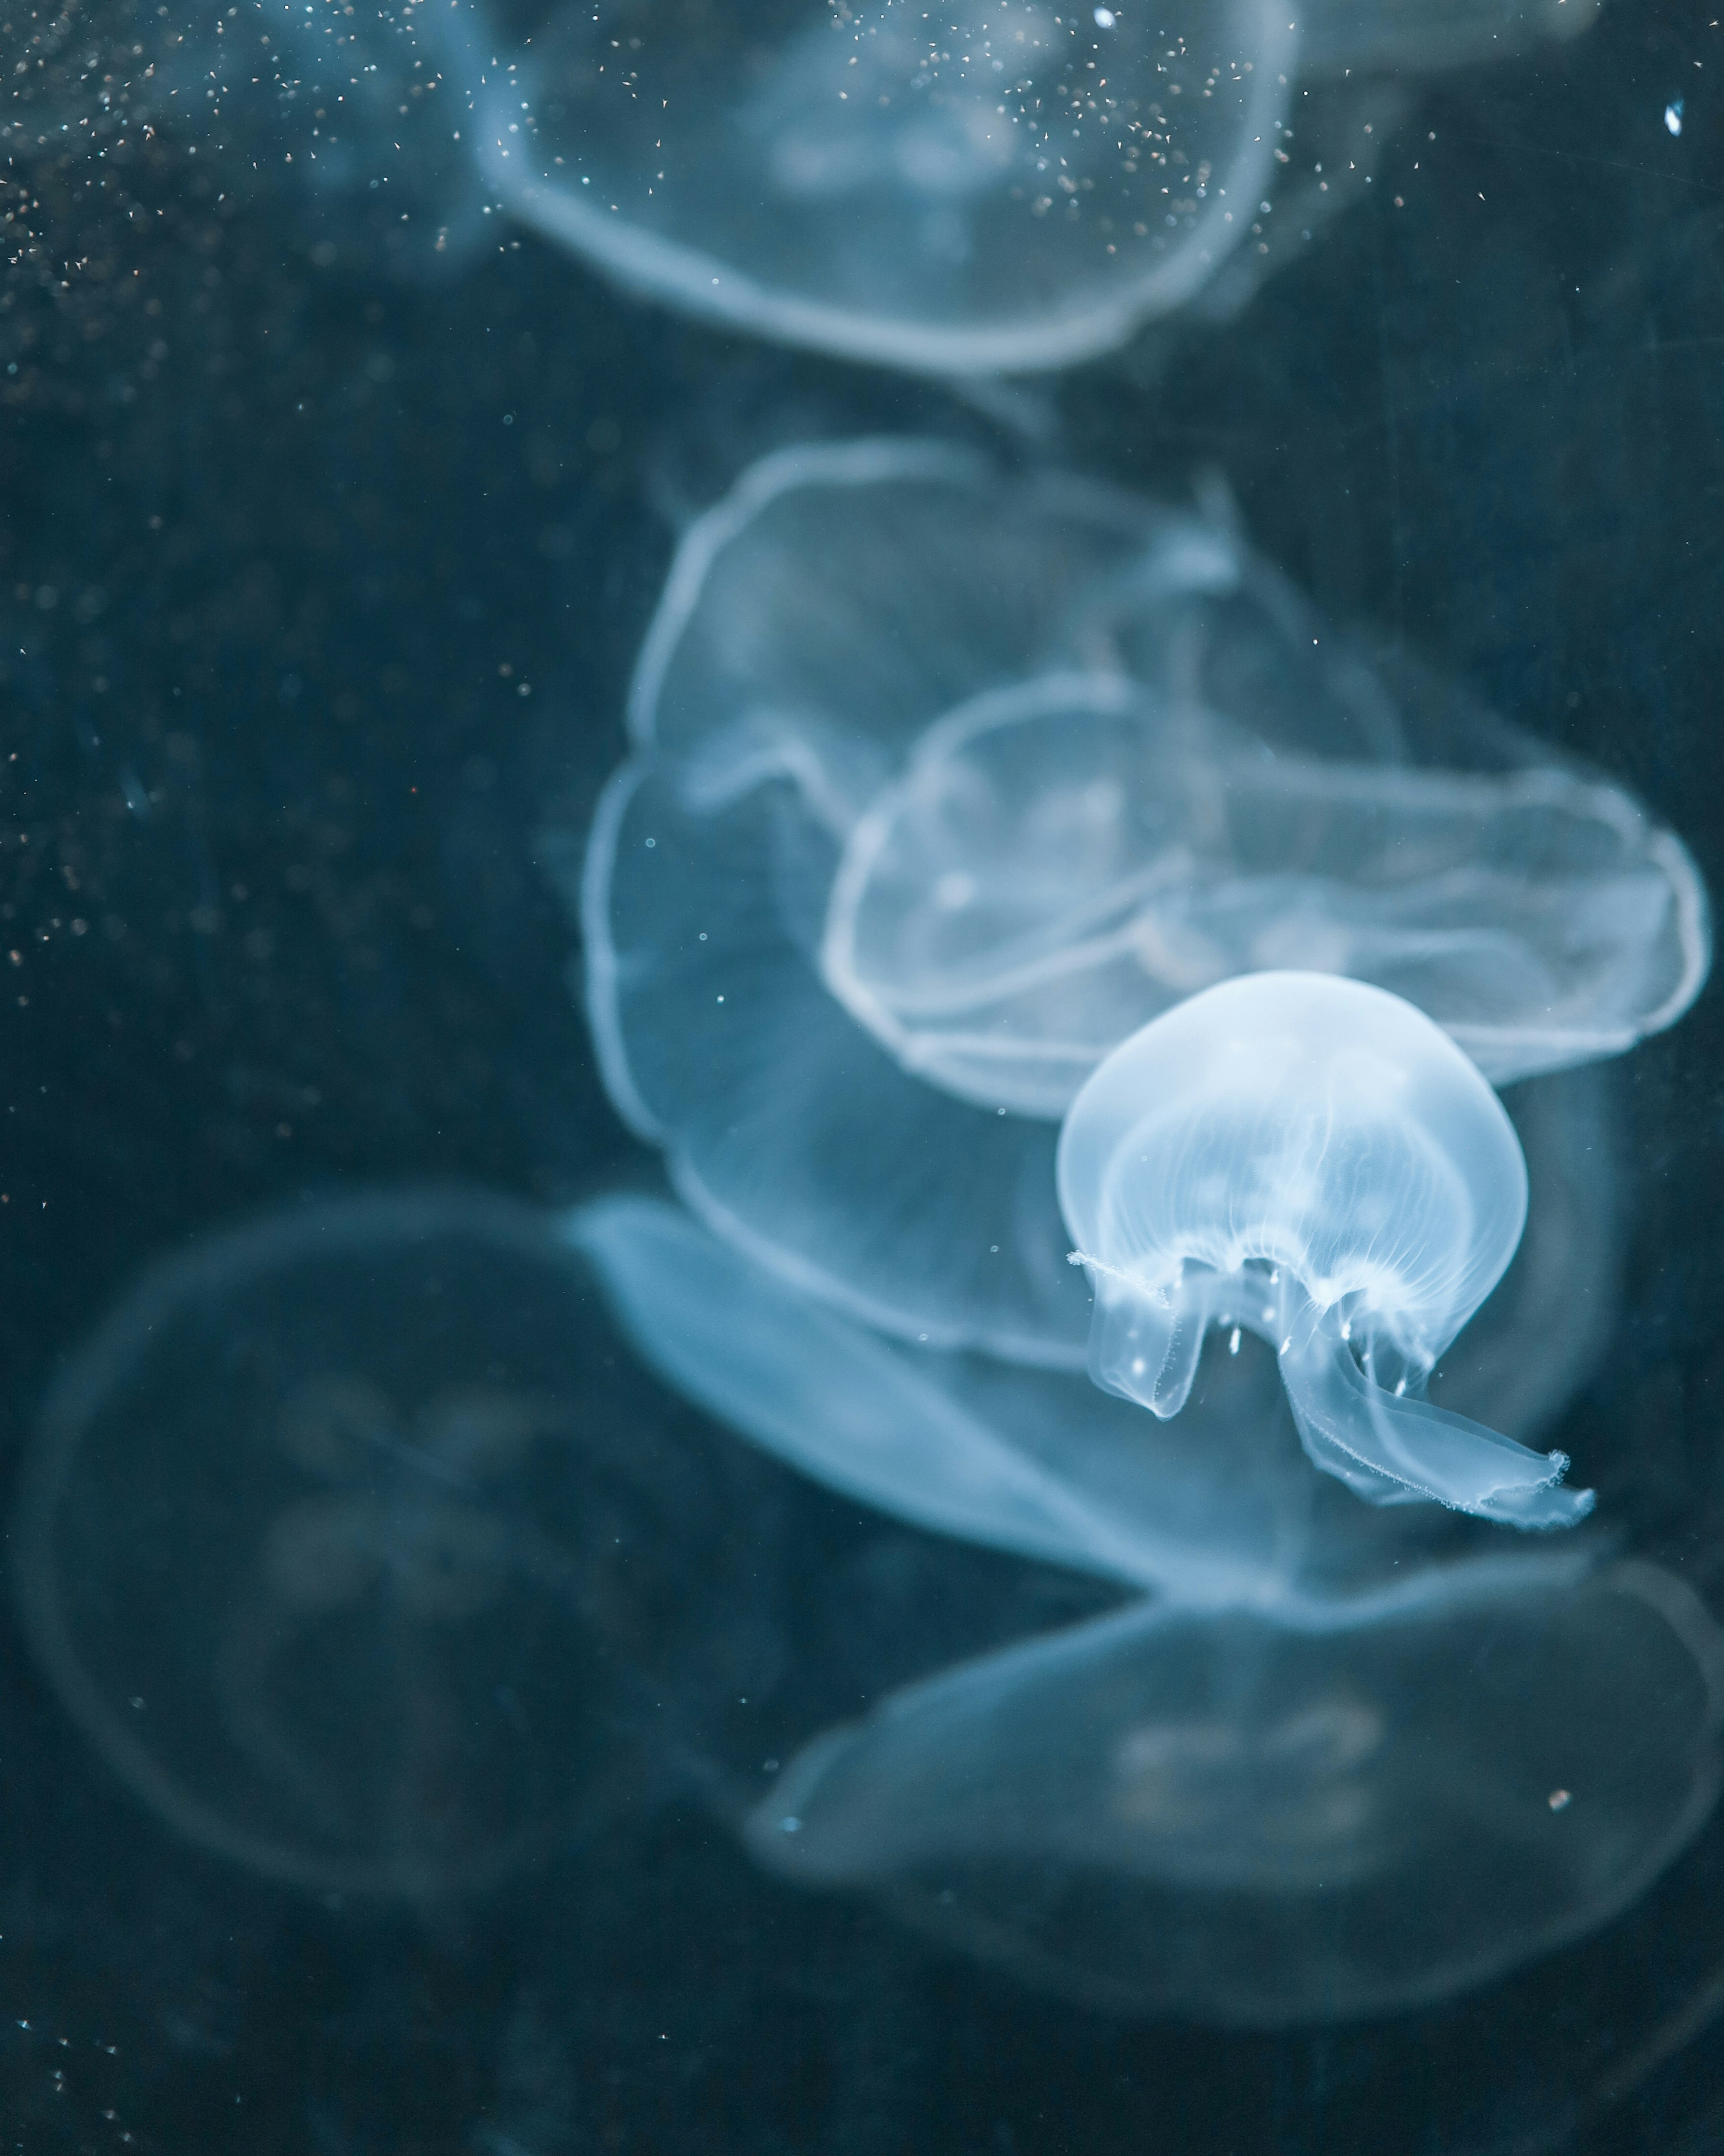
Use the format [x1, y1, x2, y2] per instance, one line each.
[1058, 971, 1591, 1527]
[12, 1189, 767, 1896]
[567, 438, 1686, 1388]
[458, 0, 1600, 371]
[571, 1192, 1485, 1612]
[747, 1558, 1724, 2024]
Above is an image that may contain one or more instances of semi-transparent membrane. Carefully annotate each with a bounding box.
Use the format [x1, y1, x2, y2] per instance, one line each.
[462, 0, 1597, 371]
[748, 1560, 1724, 2024]
[10, 1191, 752, 1896]
[824, 670, 1709, 1111]
[1059, 972, 1592, 1526]
[571, 1194, 1477, 1609]
[571, 440, 1673, 1391]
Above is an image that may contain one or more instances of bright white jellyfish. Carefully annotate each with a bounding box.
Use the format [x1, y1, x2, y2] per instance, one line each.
[1058, 970, 1590, 1527]
[10, 1190, 752, 1897]
[571, 438, 1684, 1398]
[745, 1558, 1724, 2024]
[460, 0, 1598, 374]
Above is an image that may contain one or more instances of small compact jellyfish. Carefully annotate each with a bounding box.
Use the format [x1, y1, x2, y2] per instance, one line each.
[571, 1194, 1474, 1613]
[12, 1190, 765, 1896]
[572, 439, 1679, 1392]
[748, 1559, 1724, 2024]
[1058, 971, 1591, 1527]
[457, 0, 1600, 370]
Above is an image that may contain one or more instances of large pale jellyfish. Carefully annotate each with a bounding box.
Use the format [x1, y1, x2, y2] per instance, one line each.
[570, 1194, 1480, 1613]
[571, 439, 1685, 1395]
[11, 1190, 768, 1897]
[745, 1559, 1724, 2024]
[458, 0, 1600, 372]
[1058, 971, 1590, 1526]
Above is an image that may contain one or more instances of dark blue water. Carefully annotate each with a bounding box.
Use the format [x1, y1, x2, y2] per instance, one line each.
[3, 0, 1724, 2145]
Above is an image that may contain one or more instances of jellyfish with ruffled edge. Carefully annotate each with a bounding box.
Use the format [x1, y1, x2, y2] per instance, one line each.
[452, 0, 1600, 372]
[1057, 970, 1591, 1526]
[567, 436, 1677, 1407]
[570, 1193, 1497, 1616]
[11, 1189, 770, 1897]
[744, 1556, 1724, 2024]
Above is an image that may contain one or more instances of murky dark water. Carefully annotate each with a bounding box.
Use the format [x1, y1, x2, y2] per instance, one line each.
[4, 1, 1724, 2146]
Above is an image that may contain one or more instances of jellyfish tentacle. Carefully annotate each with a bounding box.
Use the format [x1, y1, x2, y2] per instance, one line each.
[1279, 1306, 1594, 1530]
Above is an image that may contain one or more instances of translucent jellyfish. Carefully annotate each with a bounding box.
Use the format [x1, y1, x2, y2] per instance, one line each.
[747, 1559, 1724, 2024]
[1058, 971, 1590, 1527]
[823, 670, 1711, 1112]
[11, 1189, 761, 1896]
[570, 439, 1675, 1389]
[571, 1193, 1479, 1613]
[461, 0, 1598, 372]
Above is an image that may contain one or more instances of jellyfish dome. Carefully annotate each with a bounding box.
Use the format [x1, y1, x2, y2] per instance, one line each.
[571, 439, 1685, 1405]
[462, 0, 1599, 371]
[11, 1189, 769, 1897]
[1057, 970, 1591, 1527]
[746, 1558, 1724, 2024]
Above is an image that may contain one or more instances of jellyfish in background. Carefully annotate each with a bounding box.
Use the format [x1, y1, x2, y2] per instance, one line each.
[746, 1557, 1724, 2024]
[459, 0, 1602, 372]
[1057, 971, 1588, 1526]
[11, 1190, 764, 1896]
[567, 437, 1696, 1402]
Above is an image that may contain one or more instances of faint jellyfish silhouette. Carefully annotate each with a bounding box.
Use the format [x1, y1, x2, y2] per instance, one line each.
[1057, 970, 1592, 1526]
[569, 439, 1676, 1405]
[12, 1188, 758, 1896]
[458, 0, 1599, 372]
[570, 1192, 1479, 1612]
[747, 1558, 1724, 2025]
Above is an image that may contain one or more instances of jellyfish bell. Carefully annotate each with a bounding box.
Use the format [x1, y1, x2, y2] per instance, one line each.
[745, 1557, 1724, 2025]
[1057, 971, 1592, 1527]
[822, 672, 1713, 1115]
[461, 0, 1600, 374]
[11, 1189, 765, 1899]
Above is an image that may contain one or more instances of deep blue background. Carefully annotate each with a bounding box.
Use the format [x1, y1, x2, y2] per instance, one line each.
[3, 1, 1724, 2146]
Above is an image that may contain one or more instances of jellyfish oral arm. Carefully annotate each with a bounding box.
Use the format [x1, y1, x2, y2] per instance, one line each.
[1074, 1253, 1592, 1530]
[1277, 1304, 1595, 1530]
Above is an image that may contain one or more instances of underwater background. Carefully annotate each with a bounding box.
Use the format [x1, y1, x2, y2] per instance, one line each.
[4, 0, 1724, 2146]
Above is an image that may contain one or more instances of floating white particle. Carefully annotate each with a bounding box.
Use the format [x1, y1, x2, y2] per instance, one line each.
[1666, 99, 1684, 134]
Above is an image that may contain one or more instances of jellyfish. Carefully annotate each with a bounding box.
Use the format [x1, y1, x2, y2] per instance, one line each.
[571, 1193, 1482, 1614]
[11, 1189, 770, 1896]
[745, 1556, 1724, 2024]
[822, 670, 1710, 1113]
[1057, 970, 1591, 1527]
[569, 438, 1681, 1394]
[455, 0, 1599, 372]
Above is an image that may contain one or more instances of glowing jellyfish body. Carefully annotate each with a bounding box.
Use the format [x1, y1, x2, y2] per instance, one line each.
[462, 0, 1597, 371]
[747, 1559, 1724, 2024]
[11, 1190, 763, 1896]
[573, 439, 1681, 1399]
[1058, 971, 1590, 1527]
